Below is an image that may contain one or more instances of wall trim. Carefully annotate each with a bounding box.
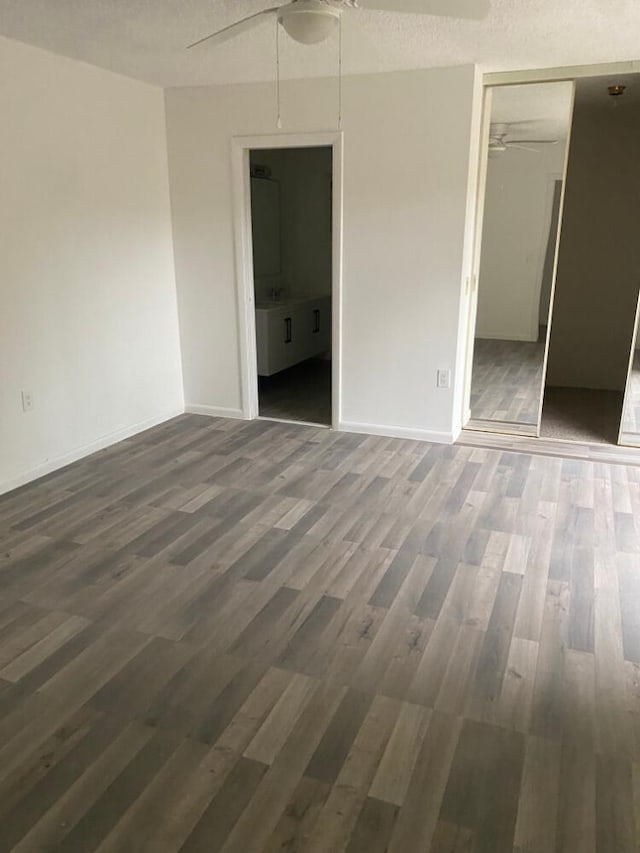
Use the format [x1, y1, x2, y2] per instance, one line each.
[0, 407, 184, 497]
[338, 420, 455, 445]
[185, 404, 246, 419]
[484, 59, 640, 87]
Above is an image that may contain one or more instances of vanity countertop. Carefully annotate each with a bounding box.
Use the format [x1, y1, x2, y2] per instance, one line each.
[255, 293, 330, 311]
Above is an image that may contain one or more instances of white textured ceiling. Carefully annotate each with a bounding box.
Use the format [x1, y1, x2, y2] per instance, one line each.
[0, 0, 639, 87]
[491, 81, 575, 141]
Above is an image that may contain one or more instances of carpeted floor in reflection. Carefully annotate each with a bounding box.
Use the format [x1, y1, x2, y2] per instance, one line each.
[540, 386, 623, 444]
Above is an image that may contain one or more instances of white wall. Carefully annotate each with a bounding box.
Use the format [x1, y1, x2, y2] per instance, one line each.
[0, 36, 184, 494]
[547, 81, 640, 391]
[166, 66, 480, 440]
[249, 174, 282, 281]
[251, 147, 333, 302]
[476, 142, 566, 341]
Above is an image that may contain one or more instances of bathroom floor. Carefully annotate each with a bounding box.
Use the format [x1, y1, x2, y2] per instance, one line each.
[258, 357, 331, 426]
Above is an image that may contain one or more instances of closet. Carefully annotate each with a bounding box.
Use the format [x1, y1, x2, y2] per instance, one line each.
[465, 72, 640, 447]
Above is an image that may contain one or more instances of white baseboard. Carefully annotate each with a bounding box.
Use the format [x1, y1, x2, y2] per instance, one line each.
[0, 407, 185, 497]
[185, 404, 246, 419]
[338, 420, 455, 445]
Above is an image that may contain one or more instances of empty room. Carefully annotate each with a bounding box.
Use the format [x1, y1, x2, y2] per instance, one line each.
[2, 1, 640, 851]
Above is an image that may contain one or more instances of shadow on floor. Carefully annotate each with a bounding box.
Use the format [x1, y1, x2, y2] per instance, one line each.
[258, 358, 331, 426]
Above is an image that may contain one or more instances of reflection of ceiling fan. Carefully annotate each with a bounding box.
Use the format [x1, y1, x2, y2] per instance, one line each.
[188, 0, 490, 48]
[489, 124, 560, 156]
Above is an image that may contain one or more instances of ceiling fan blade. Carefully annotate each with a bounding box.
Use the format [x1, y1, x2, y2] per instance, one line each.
[358, 0, 489, 18]
[491, 120, 540, 128]
[187, 7, 279, 49]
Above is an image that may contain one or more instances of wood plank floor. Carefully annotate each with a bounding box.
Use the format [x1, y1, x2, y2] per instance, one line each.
[459, 427, 640, 467]
[258, 358, 331, 426]
[471, 337, 545, 425]
[1, 414, 640, 851]
[621, 351, 640, 444]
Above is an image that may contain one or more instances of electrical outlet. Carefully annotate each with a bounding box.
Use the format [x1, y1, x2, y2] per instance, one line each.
[21, 390, 34, 412]
[436, 369, 451, 390]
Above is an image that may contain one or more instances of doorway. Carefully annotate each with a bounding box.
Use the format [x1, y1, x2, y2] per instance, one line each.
[231, 132, 343, 429]
[250, 146, 333, 426]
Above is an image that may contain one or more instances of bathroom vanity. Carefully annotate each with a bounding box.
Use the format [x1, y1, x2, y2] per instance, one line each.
[255, 294, 331, 376]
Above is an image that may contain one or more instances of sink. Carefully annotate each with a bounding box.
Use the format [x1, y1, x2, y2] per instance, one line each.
[255, 294, 330, 311]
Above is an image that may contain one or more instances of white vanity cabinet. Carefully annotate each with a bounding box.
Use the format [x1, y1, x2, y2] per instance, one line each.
[256, 295, 331, 377]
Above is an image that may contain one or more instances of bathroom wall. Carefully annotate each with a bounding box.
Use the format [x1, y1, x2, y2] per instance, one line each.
[250, 147, 333, 302]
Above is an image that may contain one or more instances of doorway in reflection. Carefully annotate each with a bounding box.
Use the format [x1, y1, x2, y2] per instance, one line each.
[619, 291, 640, 447]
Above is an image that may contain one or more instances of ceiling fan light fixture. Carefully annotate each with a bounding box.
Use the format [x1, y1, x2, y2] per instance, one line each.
[278, 0, 341, 44]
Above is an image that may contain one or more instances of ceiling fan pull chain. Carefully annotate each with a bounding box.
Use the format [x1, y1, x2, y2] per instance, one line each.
[276, 16, 282, 129]
[338, 13, 343, 129]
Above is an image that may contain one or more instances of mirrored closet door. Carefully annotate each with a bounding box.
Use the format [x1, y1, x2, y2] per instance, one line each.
[467, 80, 574, 435]
[619, 288, 640, 447]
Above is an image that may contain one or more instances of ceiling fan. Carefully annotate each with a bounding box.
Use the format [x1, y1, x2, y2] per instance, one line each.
[489, 124, 560, 156]
[188, 0, 490, 49]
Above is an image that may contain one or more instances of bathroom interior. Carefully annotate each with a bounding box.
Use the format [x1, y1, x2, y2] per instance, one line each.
[249, 146, 333, 426]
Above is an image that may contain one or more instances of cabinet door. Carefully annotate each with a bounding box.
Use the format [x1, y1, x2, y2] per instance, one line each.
[288, 306, 309, 364]
[311, 297, 331, 355]
[255, 311, 271, 375]
[273, 312, 296, 373]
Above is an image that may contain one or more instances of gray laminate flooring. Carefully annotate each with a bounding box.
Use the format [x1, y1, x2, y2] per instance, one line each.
[471, 337, 545, 425]
[1, 414, 640, 851]
[259, 358, 331, 425]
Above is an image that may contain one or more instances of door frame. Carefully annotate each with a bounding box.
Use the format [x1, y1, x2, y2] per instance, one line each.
[533, 97, 575, 436]
[529, 173, 564, 343]
[231, 131, 344, 428]
[461, 86, 493, 427]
